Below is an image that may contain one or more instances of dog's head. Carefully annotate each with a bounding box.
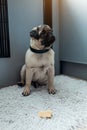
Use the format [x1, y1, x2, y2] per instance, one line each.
[30, 25, 55, 47]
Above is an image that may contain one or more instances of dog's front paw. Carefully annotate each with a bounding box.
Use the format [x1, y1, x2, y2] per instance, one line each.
[48, 88, 57, 95]
[22, 87, 31, 96]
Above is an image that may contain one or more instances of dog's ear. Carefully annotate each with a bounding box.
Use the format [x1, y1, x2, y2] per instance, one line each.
[30, 30, 39, 40]
[41, 35, 55, 47]
[49, 35, 55, 43]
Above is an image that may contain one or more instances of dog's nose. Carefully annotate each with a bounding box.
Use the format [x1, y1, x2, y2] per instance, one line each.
[30, 30, 39, 40]
[30, 30, 36, 37]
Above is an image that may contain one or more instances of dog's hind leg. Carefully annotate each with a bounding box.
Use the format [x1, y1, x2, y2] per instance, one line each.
[31, 81, 40, 88]
[17, 64, 26, 87]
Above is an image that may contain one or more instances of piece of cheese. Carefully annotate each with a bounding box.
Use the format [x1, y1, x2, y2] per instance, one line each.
[38, 110, 53, 118]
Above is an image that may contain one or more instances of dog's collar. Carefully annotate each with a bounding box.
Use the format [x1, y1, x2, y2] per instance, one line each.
[30, 46, 50, 54]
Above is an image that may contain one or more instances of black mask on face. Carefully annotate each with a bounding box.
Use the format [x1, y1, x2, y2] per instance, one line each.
[41, 36, 55, 47]
[30, 30, 39, 40]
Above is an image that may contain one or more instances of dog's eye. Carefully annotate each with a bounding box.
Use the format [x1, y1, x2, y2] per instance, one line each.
[46, 28, 52, 32]
[41, 30, 46, 35]
[37, 27, 39, 31]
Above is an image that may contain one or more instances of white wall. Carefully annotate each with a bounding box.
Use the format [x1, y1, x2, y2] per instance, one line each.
[60, 0, 87, 64]
[0, 0, 59, 87]
[0, 0, 43, 87]
[52, 0, 60, 74]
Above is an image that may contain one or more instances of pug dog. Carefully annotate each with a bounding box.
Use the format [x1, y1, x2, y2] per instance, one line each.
[18, 25, 56, 96]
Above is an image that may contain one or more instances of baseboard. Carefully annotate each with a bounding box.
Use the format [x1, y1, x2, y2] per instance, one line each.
[60, 61, 87, 80]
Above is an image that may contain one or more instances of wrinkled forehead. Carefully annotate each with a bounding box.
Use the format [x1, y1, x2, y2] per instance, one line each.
[32, 25, 51, 31]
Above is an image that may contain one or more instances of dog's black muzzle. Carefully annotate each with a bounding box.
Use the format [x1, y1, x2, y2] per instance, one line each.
[30, 29, 55, 47]
[30, 30, 39, 40]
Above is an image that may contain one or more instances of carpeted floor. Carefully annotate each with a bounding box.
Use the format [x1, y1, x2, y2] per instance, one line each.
[0, 75, 87, 130]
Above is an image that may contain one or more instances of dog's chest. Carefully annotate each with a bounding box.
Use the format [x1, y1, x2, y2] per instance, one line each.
[32, 65, 49, 83]
[26, 49, 54, 67]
